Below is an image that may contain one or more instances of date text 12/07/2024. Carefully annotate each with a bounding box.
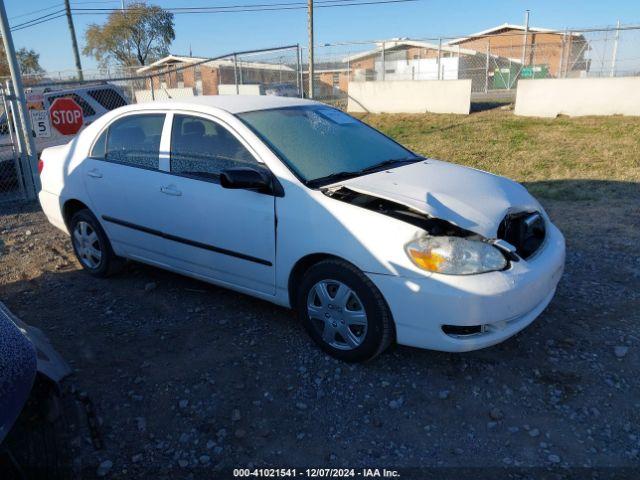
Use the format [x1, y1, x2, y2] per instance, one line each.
[232, 468, 401, 478]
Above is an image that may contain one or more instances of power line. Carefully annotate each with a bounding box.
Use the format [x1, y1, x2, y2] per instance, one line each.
[9, 3, 64, 21]
[73, 0, 420, 14]
[11, 10, 66, 32]
[11, 0, 419, 31]
[11, 9, 66, 30]
[71, 0, 388, 11]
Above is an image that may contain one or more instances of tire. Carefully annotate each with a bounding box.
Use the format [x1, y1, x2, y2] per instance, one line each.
[295, 259, 394, 362]
[0, 377, 72, 480]
[69, 209, 122, 277]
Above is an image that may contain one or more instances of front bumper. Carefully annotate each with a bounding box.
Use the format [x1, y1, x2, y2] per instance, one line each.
[367, 222, 566, 352]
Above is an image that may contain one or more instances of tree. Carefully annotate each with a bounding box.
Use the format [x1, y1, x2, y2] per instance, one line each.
[17, 48, 45, 76]
[0, 47, 45, 77]
[83, 2, 175, 68]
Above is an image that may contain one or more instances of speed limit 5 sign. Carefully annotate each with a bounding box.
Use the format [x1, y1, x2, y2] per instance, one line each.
[30, 109, 51, 138]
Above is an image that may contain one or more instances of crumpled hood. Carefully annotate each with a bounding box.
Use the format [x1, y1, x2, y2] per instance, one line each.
[338, 159, 543, 238]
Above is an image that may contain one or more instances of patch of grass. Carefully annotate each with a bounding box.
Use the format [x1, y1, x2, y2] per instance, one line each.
[358, 110, 640, 200]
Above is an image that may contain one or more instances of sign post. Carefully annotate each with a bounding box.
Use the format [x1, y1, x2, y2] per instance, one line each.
[49, 97, 84, 136]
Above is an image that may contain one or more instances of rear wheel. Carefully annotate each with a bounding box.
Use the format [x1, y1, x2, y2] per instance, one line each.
[69, 209, 122, 277]
[296, 259, 393, 362]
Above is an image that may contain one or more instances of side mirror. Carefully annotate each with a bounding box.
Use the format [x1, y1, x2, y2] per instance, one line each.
[220, 167, 271, 193]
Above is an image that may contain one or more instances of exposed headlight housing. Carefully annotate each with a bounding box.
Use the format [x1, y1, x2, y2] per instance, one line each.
[405, 235, 508, 275]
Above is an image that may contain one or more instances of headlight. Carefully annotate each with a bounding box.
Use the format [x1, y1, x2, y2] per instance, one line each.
[405, 236, 507, 275]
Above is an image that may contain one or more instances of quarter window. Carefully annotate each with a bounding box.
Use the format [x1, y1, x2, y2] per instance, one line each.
[170, 115, 258, 181]
[90, 129, 107, 158]
[104, 114, 165, 169]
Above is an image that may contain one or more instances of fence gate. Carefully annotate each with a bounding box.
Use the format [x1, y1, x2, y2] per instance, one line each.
[0, 83, 32, 203]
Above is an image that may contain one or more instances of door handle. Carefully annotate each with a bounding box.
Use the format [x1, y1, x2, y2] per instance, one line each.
[87, 169, 102, 178]
[160, 185, 182, 196]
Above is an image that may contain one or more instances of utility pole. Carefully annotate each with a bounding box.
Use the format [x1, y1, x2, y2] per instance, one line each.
[0, 0, 39, 197]
[610, 20, 620, 77]
[64, 0, 84, 81]
[521, 9, 530, 68]
[307, 0, 314, 98]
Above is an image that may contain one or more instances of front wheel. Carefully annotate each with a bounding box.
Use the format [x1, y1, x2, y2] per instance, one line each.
[296, 259, 394, 362]
[69, 209, 122, 277]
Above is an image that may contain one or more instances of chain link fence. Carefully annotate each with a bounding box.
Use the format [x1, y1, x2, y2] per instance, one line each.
[1, 25, 640, 203]
[311, 23, 640, 104]
[0, 45, 302, 203]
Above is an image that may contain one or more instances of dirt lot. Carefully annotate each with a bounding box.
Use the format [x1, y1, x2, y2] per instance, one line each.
[1, 111, 639, 479]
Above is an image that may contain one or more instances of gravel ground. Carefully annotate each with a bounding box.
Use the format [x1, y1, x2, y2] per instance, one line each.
[0, 185, 639, 479]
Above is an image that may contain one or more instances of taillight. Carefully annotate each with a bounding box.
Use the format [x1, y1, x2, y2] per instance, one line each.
[38, 157, 44, 174]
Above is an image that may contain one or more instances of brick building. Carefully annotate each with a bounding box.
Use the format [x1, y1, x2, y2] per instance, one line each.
[136, 55, 296, 97]
[345, 40, 479, 81]
[446, 23, 590, 77]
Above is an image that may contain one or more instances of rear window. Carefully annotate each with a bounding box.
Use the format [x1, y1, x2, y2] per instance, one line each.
[46, 93, 95, 117]
[87, 89, 127, 111]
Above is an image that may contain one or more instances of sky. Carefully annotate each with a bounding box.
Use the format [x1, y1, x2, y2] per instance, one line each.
[6, 0, 640, 73]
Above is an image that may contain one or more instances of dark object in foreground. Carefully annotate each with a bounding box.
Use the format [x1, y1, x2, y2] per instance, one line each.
[0, 302, 71, 478]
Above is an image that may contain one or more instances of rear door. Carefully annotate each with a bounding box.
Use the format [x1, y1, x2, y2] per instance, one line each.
[83, 112, 172, 262]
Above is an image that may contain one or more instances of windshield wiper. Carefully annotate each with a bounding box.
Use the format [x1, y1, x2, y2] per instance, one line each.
[357, 156, 423, 175]
[307, 170, 362, 188]
[308, 156, 423, 188]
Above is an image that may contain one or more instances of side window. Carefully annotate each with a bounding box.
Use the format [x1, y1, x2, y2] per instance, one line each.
[170, 115, 259, 181]
[90, 129, 107, 158]
[105, 114, 165, 169]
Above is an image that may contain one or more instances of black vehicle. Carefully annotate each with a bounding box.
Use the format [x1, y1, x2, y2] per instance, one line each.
[0, 302, 71, 478]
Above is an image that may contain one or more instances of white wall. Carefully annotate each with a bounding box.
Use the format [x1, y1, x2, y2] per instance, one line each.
[135, 87, 194, 103]
[374, 57, 460, 81]
[515, 77, 640, 117]
[347, 80, 471, 114]
[218, 84, 263, 95]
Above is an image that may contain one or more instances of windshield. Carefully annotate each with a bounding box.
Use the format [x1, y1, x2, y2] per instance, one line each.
[237, 106, 420, 186]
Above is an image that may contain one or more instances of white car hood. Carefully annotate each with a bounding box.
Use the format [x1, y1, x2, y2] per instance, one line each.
[337, 159, 542, 238]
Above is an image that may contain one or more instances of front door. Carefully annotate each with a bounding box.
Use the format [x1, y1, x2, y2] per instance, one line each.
[155, 113, 276, 295]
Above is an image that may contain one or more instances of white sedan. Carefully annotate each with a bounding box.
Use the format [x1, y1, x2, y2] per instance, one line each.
[38, 96, 565, 362]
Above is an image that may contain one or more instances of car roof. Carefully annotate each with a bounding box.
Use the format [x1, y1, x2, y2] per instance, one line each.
[121, 95, 321, 115]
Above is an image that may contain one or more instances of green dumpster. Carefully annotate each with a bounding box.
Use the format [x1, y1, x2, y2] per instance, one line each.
[521, 65, 550, 79]
[493, 66, 519, 89]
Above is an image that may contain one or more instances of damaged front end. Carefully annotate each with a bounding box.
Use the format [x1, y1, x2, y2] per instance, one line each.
[324, 186, 478, 238]
[323, 186, 529, 276]
[323, 184, 546, 266]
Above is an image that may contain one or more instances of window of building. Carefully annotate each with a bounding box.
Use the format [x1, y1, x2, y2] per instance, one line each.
[170, 115, 259, 181]
[103, 114, 165, 169]
[332, 73, 340, 89]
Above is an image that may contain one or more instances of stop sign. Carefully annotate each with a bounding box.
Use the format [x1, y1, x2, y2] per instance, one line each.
[49, 97, 84, 135]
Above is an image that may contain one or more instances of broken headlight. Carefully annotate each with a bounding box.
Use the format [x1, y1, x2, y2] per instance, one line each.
[405, 236, 507, 275]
